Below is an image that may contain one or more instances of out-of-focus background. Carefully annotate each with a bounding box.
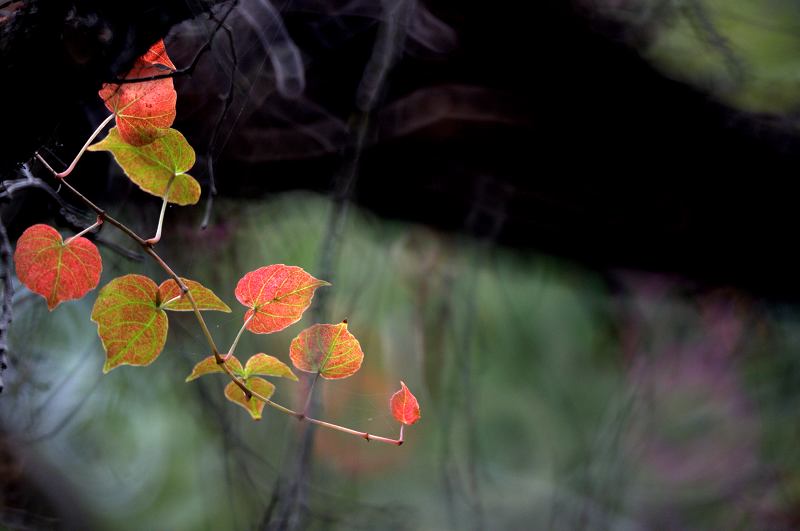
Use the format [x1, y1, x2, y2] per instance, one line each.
[3, 0, 800, 529]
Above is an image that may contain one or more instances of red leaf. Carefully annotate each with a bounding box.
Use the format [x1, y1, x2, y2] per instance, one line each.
[141, 39, 176, 70]
[224, 377, 275, 420]
[289, 322, 364, 379]
[14, 224, 102, 310]
[185, 355, 244, 381]
[235, 265, 329, 334]
[98, 42, 177, 146]
[390, 381, 421, 425]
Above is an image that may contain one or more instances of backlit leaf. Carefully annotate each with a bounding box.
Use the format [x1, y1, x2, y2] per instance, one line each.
[289, 322, 364, 380]
[224, 377, 275, 420]
[158, 278, 231, 312]
[244, 354, 298, 381]
[91, 274, 168, 373]
[235, 264, 329, 334]
[14, 224, 102, 310]
[185, 355, 243, 381]
[141, 39, 176, 70]
[88, 127, 199, 205]
[98, 49, 177, 145]
[390, 381, 421, 425]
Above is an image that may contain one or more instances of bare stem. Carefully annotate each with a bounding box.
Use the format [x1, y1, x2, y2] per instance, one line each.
[39, 114, 114, 179]
[33, 159, 403, 446]
[224, 314, 254, 360]
[214, 357, 402, 445]
[64, 216, 104, 245]
[302, 372, 321, 416]
[146, 178, 173, 245]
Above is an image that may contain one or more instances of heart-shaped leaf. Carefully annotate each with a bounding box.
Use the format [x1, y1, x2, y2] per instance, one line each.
[235, 264, 329, 334]
[224, 377, 275, 420]
[98, 53, 177, 146]
[89, 127, 199, 205]
[91, 274, 168, 372]
[14, 224, 102, 310]
[186, 355, 244, 381]
[244, 354, 298, 381]
[390, 381, 421, 425]
[158, 278, 231, 312]
[289, 322, 364, 380]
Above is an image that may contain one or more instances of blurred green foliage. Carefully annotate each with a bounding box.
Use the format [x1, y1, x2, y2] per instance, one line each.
[3, 192, 800, 529]
[595, 0, 800, 114]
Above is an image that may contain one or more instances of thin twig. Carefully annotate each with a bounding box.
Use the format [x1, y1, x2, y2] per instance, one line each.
[64, 216, 103, 245]
[202, 1, 239, 229]
[48, 114, 115, 179]
[32, 153, 402, 445]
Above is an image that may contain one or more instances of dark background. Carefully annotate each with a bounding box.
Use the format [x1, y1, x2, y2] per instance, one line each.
[4, 0, 800, 298]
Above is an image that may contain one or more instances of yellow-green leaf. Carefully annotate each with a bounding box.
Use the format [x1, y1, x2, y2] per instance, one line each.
[244, 353, 298, 381]
[185, 355, 244, 382]
[91, 274, 168, 373]
[158, 278, 231, 312]
[224, 377, 275, 420]
[88, 127, 200, 205]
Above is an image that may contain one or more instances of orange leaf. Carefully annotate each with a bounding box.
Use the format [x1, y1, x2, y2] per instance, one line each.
[289, 322, 364, 379]
[141, 39, 176, 70]
[224, 377, 275, 420]
[390, 381, 421, 425]
[235, 264, 329, 334]
[98, 41, 177, 146]
[14, 224, 102, 310]
[186, 355, 243, 382]
[90, 274, 168, 372]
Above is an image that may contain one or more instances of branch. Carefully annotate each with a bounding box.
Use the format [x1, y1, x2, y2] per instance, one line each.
[108, 0, 238, 85]
[33, 155, 403, 445]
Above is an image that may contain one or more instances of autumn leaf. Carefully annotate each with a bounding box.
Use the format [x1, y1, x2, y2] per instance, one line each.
[390, 381, 421, 425]
[89, 127, 199, 205]
[185, 355, 244, 381]
[235, 265, 329, 334]
[158, 278, 231, 312]
[289, 322, 364, 379]
[141, 39, 176, 70]
[91, 274, 168, 372]
[14, 224, 102, 310]
[224, 377, 275, 420]
[98, 52, 177, 146]
[244, 354, 298, 381]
